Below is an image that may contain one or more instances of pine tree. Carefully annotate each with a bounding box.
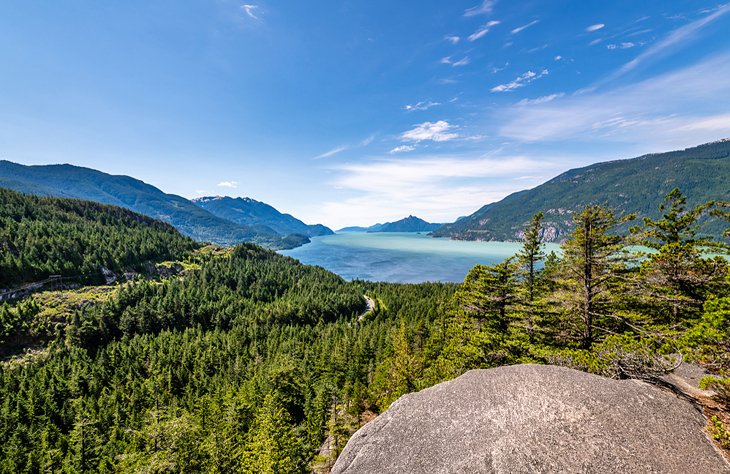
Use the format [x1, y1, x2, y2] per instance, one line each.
[456, 259, 518, 332]
[517, 212, 545, 342]
[240, 393, 303, 474]
[556, 205, 630, 349]
[633, 188, 727, 323]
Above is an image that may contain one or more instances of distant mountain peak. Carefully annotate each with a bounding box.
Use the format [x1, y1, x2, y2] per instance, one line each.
[193, 194, 333, 238]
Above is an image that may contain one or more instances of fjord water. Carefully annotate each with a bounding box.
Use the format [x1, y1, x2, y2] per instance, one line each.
[281, 232, 560, 283]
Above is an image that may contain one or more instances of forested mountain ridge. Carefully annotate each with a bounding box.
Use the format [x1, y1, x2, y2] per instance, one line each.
[0, 188, 199, 288]
[433, 140, 730, 242]
[338, 216, 440, 233]
[193, 195, 333, 237]
[0, 161, 309, 249]
[373, 215, 442, 233]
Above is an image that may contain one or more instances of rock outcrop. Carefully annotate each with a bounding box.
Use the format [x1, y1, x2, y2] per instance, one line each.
[333, 364, 729, 473]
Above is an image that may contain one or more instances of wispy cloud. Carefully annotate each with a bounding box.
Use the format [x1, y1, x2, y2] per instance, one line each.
[607, 42, 635, 50]
[467, 22, 498, 41]
[511, 20, 539, 34]
[491, 69, 549, 92]
[315, 145, 348, 160]
[390, 145, 416, 154]
[464, 0, 496, 17]
[586, 23, 605, 32]
[445, 35, 460, 44]
[440, 56, 470, 67]
[241, 4, 260, 21]
[517, 93, 565, 105]
[314, 134, 377, 160]
[605, 4, 730, 82]
[468, 28, 490, 41]
[403, 101, 441, 112]
[218, 181, 239, 189]
[498, 53, 730, 149]
[401, 121, 459, 142]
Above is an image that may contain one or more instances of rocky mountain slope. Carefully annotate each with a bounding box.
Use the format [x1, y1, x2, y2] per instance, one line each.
[433, 140, 730, 242]
[193, 195, 332, 237]
[333, 364, 729, 473]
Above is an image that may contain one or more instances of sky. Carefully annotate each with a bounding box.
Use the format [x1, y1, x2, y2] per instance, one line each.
[1, 1, 730, 229]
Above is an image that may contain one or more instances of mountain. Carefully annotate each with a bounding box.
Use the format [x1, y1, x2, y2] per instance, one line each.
[433, 140, 730, 242]
[0, 160, 309, 249]
[374, 215, 442, 233]
[338, 224, 384, 233]
[192, 196, 333, 238]
[337, 216, 440, 233]
[0, 187, 198, 288]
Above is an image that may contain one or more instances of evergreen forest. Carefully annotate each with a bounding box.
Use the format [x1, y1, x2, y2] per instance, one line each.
[1, 187, 729, 473]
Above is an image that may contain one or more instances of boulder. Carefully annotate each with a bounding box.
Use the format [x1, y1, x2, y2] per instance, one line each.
[333, 364, 729, 473]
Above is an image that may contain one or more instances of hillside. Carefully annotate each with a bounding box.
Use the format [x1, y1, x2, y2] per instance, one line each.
[193, 196, 333, 237]
[433, 140, 730, 242]
[0, 188, 198, 288]
[374, 215, 442, 233]
[0, 161, 308, 249]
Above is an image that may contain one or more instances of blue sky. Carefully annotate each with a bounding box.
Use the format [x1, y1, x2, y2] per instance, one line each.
[1, 1, 729, 228]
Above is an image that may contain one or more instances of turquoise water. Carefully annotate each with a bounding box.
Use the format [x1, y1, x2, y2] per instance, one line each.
[280, 232, 560, 283]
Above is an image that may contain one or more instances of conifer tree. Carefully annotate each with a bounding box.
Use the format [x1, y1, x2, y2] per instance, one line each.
[240, 393, 303, 474]
[557, 205, 630, 349]
[633, 188, 727, 323]
[517, 212, 545, 342]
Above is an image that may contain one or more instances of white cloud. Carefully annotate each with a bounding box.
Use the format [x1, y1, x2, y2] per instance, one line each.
[314, 134, 377, 159]
[468, 27, 490, 41]
[607, 42, 635, 50]
[491, 69, 549, 92]
[401, 121, 459, 142]
[360, 135, 376, 146]
[586, 23, 605, 32]
[441, 56, 470, 67]
[241, 4, 260, 21]
[517, 93, 565, 105]
[487, 20, 501, 27]
[314, 145, 348, 160]
[554, 55, 563, 61]
[464, 0, 496, 17]
[497, 53, 730, 149]
[511, 20, 539, 34]
[445, 35, 460, 44]
[218, 181, 239, 189]
[318, 154, 555, 229]
[403, 101, 441, 112]
[605, 4, 730, 82]
[390, 145, 416, 154]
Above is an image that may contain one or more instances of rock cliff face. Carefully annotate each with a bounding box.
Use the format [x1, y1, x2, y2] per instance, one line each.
[333, 364, 729, 474]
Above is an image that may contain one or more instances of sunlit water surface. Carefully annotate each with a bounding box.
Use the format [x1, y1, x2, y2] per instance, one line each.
[280, 232, 560, 283]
